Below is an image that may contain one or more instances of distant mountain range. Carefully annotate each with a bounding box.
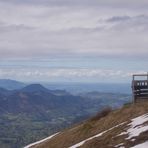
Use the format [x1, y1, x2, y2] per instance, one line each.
[0, 79, 25, 90]
[0, 79, 131, 94]
[0, 81, 131, 148]
[0, 84, 83, 115]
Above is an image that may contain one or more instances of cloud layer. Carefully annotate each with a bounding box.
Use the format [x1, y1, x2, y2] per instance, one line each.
[0, 0, 148, 59]
[0, 0, 147, 82]
[0, 67, 145, 82]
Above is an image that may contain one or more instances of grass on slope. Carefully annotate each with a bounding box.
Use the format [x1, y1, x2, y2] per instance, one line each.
[31, 101, 148, 148]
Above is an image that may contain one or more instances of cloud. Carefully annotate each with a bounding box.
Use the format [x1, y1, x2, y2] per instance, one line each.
[0, 22, 33, 33]
[0, 67, 145, 82]
[0, 0, 147, 59]
[0, 0, 148, 8]
[0, 0, 147, 82]
[106, 16, 131, 22]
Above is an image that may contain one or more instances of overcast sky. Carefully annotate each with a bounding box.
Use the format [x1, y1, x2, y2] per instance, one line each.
[0, 0, 148, 82]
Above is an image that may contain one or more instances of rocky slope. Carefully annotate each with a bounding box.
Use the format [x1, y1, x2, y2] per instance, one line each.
[27, 101, 148, 148]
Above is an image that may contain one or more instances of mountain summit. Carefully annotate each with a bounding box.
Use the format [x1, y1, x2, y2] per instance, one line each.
[21, 84, 49, 92]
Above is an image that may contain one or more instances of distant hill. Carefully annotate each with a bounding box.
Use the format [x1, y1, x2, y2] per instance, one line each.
[44, 82, 131, 94]
[0, 84, 131, 148]
[21, 84, 69, 96]
[21, 84, 50, 92]
[0, 79, 25, 90]
[28, 102, 148, 148]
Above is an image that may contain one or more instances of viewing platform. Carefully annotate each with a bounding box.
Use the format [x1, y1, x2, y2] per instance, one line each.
[132, 74, 148, 102]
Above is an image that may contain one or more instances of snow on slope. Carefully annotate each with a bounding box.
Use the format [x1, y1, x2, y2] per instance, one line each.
[69, 131, 105, 148]
[24, 133, 59, 148]
[127, 113, 148, 140]
[118, 114, 148, 140]
[70, 114, 148, 148]
[69, 122, 126, 148]
[24, 114, 148, 148]
[131, 141, 148, 148]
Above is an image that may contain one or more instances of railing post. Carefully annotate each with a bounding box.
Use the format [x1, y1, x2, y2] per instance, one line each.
[132, 75, 135, 103]
[133, 75, 135, 81]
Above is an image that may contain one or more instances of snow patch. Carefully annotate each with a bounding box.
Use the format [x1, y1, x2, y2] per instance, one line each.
[130, 141, 148, 148]
[24, 132, 59, 148]
[127, 114, 148, 139]
[118, 132, 127, 136]
[69, 122, 126, 148]
[117, 114, 148, 140]
[69, 131, 105, 148]
[115, 143, 124, 148]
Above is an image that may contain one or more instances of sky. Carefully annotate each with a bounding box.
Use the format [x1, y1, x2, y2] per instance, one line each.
[0, 0, 148, 83]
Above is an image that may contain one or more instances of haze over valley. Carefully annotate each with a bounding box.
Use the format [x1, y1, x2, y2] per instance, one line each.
[0, 79, 131, 147]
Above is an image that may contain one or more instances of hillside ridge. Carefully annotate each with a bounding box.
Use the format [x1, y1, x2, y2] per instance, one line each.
[27, 102, 148, 148]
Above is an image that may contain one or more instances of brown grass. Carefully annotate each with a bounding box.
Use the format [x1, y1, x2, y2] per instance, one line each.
[89, 107, 112, 121]
[31, 101, 148, 148]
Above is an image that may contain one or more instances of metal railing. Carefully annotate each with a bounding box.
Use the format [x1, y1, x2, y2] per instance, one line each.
[132, 74, 148, 102]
